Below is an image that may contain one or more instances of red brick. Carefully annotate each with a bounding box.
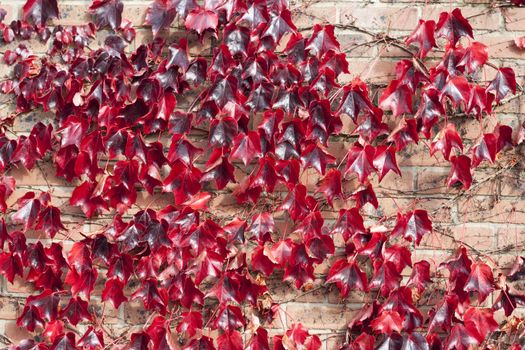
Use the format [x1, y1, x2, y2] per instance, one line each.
[451, 224, 495, 251]
[458, 197, 525, 224]
[505, 7, 525, 31]
[339, 5, 419, 31]
[494, 225, 525, 250]
[293, 5, 338, 28]
[0, 297, 21, 320]
[285, 304, 356, 330]
[473, 34, 525, 59]
[4, 320, 32, 342]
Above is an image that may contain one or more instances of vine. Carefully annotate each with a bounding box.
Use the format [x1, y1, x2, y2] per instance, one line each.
[0, 0, 524, 350]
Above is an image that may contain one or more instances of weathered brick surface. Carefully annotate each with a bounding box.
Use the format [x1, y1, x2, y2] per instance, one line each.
[0, 1, 524, 349]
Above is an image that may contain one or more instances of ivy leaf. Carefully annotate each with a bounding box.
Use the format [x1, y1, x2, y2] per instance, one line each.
[344, 143, 376, 183]
[316, 168, 343, 207]
[230, 131, 262, 166]
[464, 262, 494, 302]
[89, 0, 123, 30]
[213, 304, 245, 332]
[430, 123, 463, 161]
[458, 42, 488, 73]
[436, 8, 473, 45]
[405, 20, 437, 58]
[444, 324, 479, 350]
[60, 297, 92, 326]
[101, 278, 128, 309]
[12, 192, 41, 230]
[145, 0, 177, 36]
[35, 206, 66, 238]
[70, 181, 108, 218]
[78, 327, 105, 350]
[463, 307, 498, 343]
[379, 81, 413, 117]
[305, 24, 339, 58]
[336, 78, 374, 122]
[176, 311, 203, 338]
[326, 258, 368, 297]
[486, 67, 517, 103]
[447, 155, 472, 190]
[428, 294, 458, 332]
[370, 310, 404, 335]
[185, 7, 219, 35]
[373, 145, 401, 182]
[300, 143, 335, 175]
[391, 210, 432, 246]
[471, 133, 498, 167]
[406, 261, 432, 293]
[23, 0, 59, 27]
[218, 331, 243, 350]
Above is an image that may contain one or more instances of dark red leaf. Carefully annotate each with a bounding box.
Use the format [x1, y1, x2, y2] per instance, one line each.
[436, 8, 473, 45]
[405, 20, 437, 58]
[89, 0, 123, 30]
[23, 0, 59, 27]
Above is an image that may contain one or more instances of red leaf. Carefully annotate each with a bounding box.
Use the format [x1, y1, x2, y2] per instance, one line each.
[344, 143, 376, 183]
[12, 193, 41, 230]
[213, 304, 245, 332]
[463, 307, 498, 343]
[176, 311, 203, 338]
[370, 310, 404, 335]
[89, 0, 123, 30]
[78, 327, 104, 350]
[336, 78, 374, 122]
[487, 67, 517, 103]
[316, 168, 343, 207]
[436, 8, 473, 45]
[101, 278, 128, 309]
[447, 155, 472, 190]
[373, 145, 401, 182]
[305, 25, 339, 58]
[218, 331, 243, 350]
[405, 20, 437, 58]
[440, 76, 470, 107]
[326, 258, 368, 297]
[230, 131, 262, 166]
[185, 7, 219, 35]
[391, 210, 432, 246]
[458, 42, 488, 73]
[70, 181, 108, 218]
[430, 123, 463, 161]
[406, 261, 432, 293]
[444, 324, 479, 350]
[35, 206, 65, 238]
[379, 81, 413, 117]
[144, 0, 177, 36]
[23, 0, 59, 27]
[464, 262, 494, 302]
[471, 133, 498, 167]
[300, 143, 335, 175]
[60, 297, 92, 326]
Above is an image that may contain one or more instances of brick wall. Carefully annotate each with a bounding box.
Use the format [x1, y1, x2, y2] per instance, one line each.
[0, 0, 524, 348]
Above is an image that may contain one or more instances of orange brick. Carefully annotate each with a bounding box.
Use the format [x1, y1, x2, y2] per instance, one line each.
[458, 196, 525, 224]
[474, 34, 524, 59]
[339, 5, 419, 31]
[293, 5, 338, 28]
[451, 224, 495, 251]
[4, 320, 32, 342]
[505, 7, 525, 31]
[285, 303, 356, 330]
[0, 297, 21, 320]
